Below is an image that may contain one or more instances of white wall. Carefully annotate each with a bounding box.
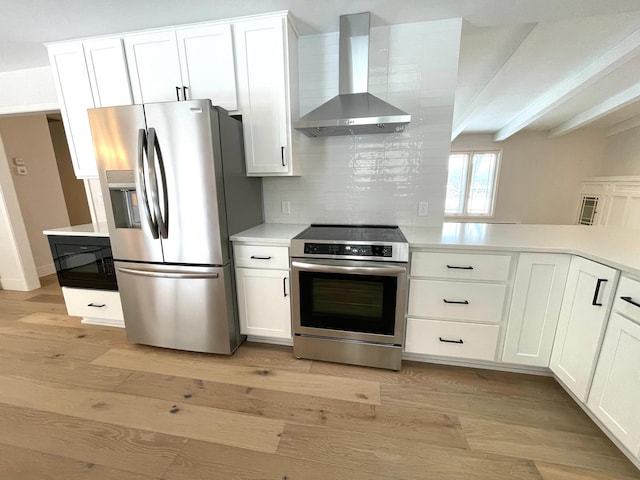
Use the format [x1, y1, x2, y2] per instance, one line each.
[0, 135, 40, 291]
[0, 66, 58, 114]
[263, 19, 462, 227]
[452, 130, 607, 224]
[601, 125, 640, 175]
[0, 115, 70, 277]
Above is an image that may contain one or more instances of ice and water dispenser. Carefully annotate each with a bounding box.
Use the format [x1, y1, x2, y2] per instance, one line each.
[105, 170, 141, 228]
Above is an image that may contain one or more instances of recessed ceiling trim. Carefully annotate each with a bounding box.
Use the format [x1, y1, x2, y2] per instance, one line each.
[606, 113, 640, 136]
[493, 26, 640, 142]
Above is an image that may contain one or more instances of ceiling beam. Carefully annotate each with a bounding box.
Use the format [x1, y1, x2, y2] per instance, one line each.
[606, 114, 640, 136]
[493, 27, 640, 142]
[549, 82, 640, 138]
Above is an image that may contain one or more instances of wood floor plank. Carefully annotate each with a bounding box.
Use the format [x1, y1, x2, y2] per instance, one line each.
[0, 375, 285, 453]
[165, 438, 399, 480]
[93, 347, 381, 404]
[535, 461, 640, 480]
[115, 371, 468, 448]
[0, 321, 129, 348]
[0, 330, 109, 362]
[0, 442, 160, 480]
[460, 416, 640, 478]
[0, 297, 67, 317]
[18, 311, 85, 328]
[276, 423, 542, 480]
[381, 383, 601, 435]
[0, 349, 132, 390]
[0, 403, 184, 478]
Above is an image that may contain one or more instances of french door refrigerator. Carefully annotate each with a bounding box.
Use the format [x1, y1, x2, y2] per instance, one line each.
[88, 100, 263, 354]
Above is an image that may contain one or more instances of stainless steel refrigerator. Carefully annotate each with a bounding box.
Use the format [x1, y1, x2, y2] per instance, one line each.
[88, 100, 263, 354]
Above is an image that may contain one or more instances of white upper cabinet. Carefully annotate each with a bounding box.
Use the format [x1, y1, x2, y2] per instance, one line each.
[550, 256, 619, 401]
[83, 38, 133, 107]
[47, 43, 98, 178]
[124, 31, 184, 104]
[502, 253, 571, 367]
[176, 24, 237, 111]
[234, 15, 299, 176]
[124, 24, 238, 110]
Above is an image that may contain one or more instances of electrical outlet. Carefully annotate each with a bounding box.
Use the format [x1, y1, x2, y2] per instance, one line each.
[281, 201, 291, 215]
[14, 166, 27, 175]
[418, 201, 429, 216]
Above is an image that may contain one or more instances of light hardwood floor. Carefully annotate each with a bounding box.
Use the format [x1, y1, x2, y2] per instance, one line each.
[0, 275, 639, 479]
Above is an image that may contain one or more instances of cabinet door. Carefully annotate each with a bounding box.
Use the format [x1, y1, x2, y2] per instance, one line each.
[176, 24, 237, 111]
[588, 312, 640, 455]
[550, 257, 618, 401]
[83, 38, 133, 107]
[502, 253, 570, 366]
[47, 43, 97, 178]
[124, 31, 183, 104]
[234, 17, 291, 175]
[236, 268, 291, 339]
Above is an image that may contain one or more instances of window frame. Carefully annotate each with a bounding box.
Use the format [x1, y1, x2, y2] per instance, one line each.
[445, 149, 502, 218]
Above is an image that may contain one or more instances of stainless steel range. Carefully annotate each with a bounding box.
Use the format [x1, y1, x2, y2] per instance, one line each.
[290, 225, 409, 370]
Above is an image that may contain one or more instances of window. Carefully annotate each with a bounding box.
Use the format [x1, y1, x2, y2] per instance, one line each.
[445, 150, 500, 217]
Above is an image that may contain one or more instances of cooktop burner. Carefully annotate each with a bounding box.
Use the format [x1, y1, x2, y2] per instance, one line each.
[290, 224, 409, 262]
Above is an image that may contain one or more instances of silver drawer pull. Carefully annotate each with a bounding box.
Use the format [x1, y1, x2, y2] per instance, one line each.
[446, 265, 473, 270]
[621, 296, 640, 309]
[250, 255, 272, 260]
[87, 303, 106, 308]
[439, 337, 464, 344]
[443, 299, 469, 305]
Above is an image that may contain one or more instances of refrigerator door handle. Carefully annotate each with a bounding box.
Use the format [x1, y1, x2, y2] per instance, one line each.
[137, 128, 159, 239]
[117, 266, 220, 279]
[147, 128, 169, 239]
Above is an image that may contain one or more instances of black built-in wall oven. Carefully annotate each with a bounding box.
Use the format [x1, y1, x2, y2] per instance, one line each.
[290, 225, 409, 370]
[47, 235, 118, 290]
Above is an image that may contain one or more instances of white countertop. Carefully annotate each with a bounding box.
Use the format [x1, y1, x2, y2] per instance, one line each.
[43, 222, 110, 237]
[230, 223, 308, 245]
[401, 223, 640, 277]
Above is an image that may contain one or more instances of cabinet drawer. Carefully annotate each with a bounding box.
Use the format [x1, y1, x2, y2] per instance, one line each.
[405, 318, 499, 360]
[62, 287, 123, 321]
[408, 279, 506, 323]
[234, 245, 289, 269]
[613, 275, 640, 323]
[411, 252, 512, 281]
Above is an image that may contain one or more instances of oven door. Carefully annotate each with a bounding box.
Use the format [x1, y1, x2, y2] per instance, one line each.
[291, 258, 407, 345]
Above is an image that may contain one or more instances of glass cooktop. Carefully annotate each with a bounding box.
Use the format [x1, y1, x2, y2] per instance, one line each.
[294, 224, 407, 243]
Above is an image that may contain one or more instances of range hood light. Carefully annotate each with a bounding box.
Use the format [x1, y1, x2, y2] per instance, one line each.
[294, 13, 411, 138]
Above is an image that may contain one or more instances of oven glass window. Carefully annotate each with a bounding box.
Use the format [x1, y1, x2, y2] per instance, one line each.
[299, 272, 397, 335]
[55, 244, 106, 279]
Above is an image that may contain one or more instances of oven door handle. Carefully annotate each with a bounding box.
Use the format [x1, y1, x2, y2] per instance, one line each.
[291, 261, 406, 276]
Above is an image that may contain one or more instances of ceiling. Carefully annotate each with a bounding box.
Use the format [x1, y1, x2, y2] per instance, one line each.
[2, 0, 640, 140]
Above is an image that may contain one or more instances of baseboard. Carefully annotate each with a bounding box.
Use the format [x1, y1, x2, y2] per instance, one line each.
[0, 277, 40, 291]
[400, 352, 552, 376]
[80, 317, 125, 328]
[246, 335, 293, 346]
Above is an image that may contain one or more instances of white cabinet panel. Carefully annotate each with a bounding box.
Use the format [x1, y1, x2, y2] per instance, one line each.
[408, 279, 506, 323]
[176, 24, 237, 111]
[502, 253, 570, 366]
[411, 252, 512, 281]
[234, 244, 289, 270]
[47, 43, 97, 178]
[550, 256, 619, 401]
[124, 31, 183, 104]
[588, 312, 640, 455]
[83, 38, 132, 107]
[236, 267, 291, 339]
[234, 16, 294, 175]
[405, 318, 499, 361]
[62, 287, 124, 325]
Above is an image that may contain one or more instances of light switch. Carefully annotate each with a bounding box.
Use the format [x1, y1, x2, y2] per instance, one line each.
[281, 201, 291, 215]
[418, 201, 429, 216]
[13, 157, 25, 166]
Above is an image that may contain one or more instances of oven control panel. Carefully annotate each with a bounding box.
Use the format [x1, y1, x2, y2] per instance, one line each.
[303, 243, 392, 257]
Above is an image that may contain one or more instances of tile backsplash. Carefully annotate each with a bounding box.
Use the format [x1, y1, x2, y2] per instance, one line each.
[263, 18, 462, 227]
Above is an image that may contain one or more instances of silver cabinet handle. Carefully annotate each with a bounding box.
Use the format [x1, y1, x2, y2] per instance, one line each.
[117, 266, 219, 279]
[292, 261, 406, 276]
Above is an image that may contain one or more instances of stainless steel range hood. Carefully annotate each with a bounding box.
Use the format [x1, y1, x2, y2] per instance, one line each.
[294, 13, 411, 137]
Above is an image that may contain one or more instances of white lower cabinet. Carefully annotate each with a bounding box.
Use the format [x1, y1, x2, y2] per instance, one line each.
[233, 244, 292, 340]
[62, 287, 124, 327]
[502, 253, 571, 366]
[550, 256, 619, 401]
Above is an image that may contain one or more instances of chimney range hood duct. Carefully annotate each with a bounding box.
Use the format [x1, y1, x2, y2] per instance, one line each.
[294, 12, 411, 137]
